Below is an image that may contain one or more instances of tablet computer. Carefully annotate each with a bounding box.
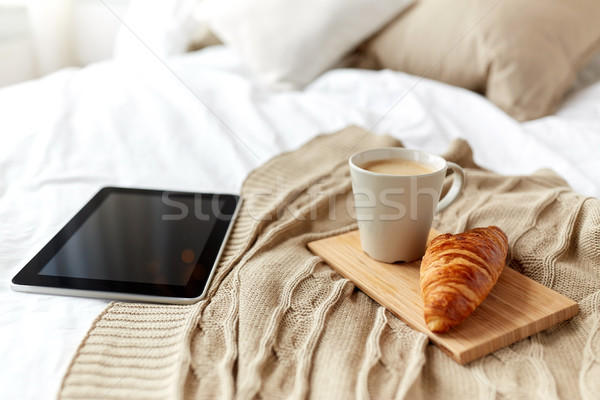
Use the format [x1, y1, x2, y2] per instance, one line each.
[11, 187, 241, 304]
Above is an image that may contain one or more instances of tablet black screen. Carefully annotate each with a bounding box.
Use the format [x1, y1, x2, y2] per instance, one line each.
[38, 191, 220, 285]
[12, 187, 240, 301]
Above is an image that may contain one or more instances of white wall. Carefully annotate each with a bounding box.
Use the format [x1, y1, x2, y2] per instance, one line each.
[0, 37, 36, 87]
[0, 0, 130, 88]
[0, 3, 33, 86]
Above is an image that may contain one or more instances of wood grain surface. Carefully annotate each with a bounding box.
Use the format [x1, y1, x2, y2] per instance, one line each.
[307, 229, 579, 364]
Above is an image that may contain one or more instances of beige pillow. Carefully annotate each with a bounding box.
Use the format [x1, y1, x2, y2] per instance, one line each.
[364, 0, 600, 121]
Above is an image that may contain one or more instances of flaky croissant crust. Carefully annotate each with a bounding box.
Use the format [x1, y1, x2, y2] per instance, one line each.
[420, 226, 509, 333]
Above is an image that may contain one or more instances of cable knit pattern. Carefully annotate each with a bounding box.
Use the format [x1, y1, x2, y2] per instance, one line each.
[60, 126, 600, 399]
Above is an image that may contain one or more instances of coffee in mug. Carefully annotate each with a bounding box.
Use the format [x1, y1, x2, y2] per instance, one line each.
[349, 148, 464, 263]
[361, 159, 436, 176]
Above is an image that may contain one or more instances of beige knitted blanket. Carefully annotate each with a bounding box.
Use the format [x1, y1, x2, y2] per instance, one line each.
[59, 127, 600, 400]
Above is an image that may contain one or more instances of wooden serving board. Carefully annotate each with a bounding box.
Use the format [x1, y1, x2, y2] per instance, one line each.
[307, 229, 579, 364]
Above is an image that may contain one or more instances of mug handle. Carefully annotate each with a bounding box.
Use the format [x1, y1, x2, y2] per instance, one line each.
[436, 162, 464, 213]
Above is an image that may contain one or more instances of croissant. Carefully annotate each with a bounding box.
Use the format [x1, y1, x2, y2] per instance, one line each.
[420, 226, 509, 333]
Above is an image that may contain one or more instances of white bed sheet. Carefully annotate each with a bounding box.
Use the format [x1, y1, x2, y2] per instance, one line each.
[1, 46, 599, 399]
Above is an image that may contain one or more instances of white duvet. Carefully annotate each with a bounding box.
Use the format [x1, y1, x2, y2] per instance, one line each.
[1, 46, 599, 399]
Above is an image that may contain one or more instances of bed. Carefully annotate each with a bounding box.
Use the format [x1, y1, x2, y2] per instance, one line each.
[2, 1, 600, 399]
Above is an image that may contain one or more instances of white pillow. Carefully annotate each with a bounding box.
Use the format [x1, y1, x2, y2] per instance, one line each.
[113, 0, 205, 60]
[201, 0, 415, 90]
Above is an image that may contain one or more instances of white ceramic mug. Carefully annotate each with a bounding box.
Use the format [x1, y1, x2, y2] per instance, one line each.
[349, 147, 464, 263]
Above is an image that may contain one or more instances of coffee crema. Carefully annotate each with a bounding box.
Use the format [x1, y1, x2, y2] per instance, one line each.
[361, 158, 436, 176]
